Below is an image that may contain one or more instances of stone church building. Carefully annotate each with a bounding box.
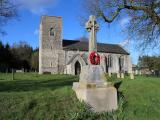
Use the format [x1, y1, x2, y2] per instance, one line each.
[39, 16, 132, 75]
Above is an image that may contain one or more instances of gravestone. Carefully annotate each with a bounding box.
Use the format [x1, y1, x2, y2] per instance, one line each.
[121, 73, 124, 79]
[130, 73, 134, 79]
[117, 73, 120, 78]
[108, 72, 112, 77]
[73, 15, 117, 112]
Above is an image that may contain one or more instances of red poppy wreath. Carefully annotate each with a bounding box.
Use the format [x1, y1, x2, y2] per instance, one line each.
[89, 51, 100, 65]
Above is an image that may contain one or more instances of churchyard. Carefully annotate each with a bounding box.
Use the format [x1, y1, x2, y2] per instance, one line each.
[0, 72, 160, 120]
[0, 0, 159, 119]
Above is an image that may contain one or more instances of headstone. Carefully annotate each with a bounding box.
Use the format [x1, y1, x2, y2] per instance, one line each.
[108, 72, 112, 77]
[121, 73, 124, 79]
[73, 15, 117, 112]
[130, 73, 134, 79]
[117, 73, 120, 78]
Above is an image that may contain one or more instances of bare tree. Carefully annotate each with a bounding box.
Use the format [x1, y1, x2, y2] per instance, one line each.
[81, 0, 160, 49]
[0, 0, 18, 35]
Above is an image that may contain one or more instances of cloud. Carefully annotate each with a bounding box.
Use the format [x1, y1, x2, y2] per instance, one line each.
[34, 29, 39, 35]
[14, 0, 59, 15]
[120, 17, 131, 27]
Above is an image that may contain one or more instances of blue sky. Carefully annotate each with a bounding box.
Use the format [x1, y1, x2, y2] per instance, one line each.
[1, 0, 154, 64]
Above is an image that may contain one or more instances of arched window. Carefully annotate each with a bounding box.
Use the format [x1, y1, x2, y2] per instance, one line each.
[121, 57, 124, 67]
[108, 55, 113, 68]
[119, 56, 124, 72]
[119, 57, 124, 68]
[50, 62, 52, 67]
[105, 57, 109, 73]
[49, 28, 54, 36]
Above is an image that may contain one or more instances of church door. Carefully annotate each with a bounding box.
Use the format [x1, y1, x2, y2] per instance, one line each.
[75, 61, 81, 75]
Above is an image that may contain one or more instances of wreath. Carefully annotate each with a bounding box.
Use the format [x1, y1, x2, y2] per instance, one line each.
[89, 51, 100, 65]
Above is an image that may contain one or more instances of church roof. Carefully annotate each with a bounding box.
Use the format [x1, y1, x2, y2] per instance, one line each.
[63, 40, 129, 55]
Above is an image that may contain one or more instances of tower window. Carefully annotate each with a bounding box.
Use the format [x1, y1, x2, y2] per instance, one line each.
[49, 28, 54, 36]
[50, 62, 52, 67]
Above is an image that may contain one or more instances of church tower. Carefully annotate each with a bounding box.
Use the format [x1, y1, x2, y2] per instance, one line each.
[39, 16, 63, 74]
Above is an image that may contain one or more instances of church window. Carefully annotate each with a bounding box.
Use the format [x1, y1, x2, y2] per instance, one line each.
[50, 62, 52, 67]
[105, 57, 109, 73]
[119, 57, 124, 67]
[119, 56, 124, 72]
[108, 55, 113, 68]
[49, 28, 54, 36]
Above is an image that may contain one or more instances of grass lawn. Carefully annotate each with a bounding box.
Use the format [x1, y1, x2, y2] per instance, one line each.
[0, 73, 160, 120]
[119, 76, 160, 120]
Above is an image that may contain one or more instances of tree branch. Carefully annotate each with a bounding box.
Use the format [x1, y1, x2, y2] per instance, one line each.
[100, 7, 123, 23]
[124, 4, 160, 25]
[153, 1, 160, 8]
[100, 1, 160, 25]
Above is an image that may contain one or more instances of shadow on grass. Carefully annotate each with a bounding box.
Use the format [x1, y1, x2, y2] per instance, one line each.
[0, 77, 78, 92]
[114, 81, 122, 90]
[114, 81, 123, 100]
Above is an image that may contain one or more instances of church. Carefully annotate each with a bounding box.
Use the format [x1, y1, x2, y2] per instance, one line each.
[39, 16, 132, 75]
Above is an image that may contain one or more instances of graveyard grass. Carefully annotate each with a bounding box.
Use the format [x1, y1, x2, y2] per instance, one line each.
[0, 73, 160, 120]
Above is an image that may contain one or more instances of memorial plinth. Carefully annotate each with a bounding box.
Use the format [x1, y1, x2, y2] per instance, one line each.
[73, 65, 118, 112]
[73, 15, 118, 112]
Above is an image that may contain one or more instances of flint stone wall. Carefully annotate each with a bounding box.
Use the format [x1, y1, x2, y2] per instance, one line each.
[39, 16, 132, 75]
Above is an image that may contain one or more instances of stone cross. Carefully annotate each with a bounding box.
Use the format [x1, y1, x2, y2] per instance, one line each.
[85, 15, 99, 53]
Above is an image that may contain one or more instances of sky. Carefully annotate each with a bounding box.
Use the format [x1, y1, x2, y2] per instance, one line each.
[1, 0, 157, 64]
